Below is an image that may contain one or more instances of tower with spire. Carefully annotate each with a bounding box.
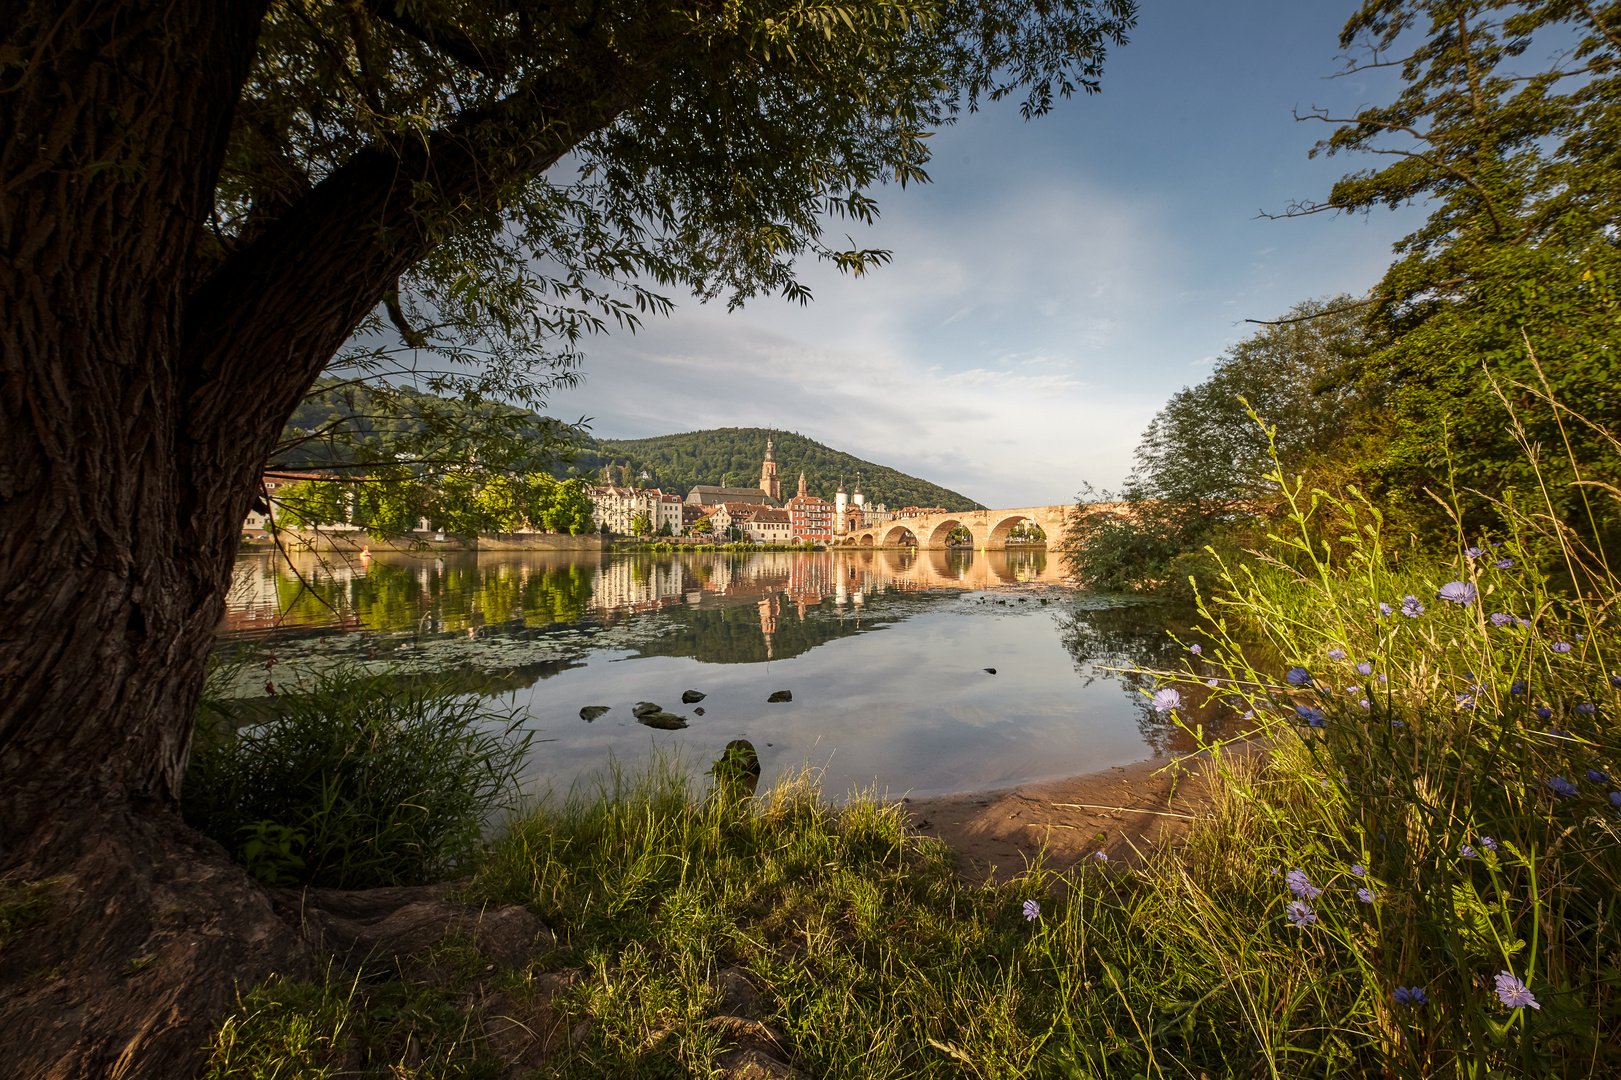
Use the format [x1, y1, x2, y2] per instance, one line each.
[759, 435, 781, 502]
[834, 476, 848, 535]
[797, 472, 807, 498]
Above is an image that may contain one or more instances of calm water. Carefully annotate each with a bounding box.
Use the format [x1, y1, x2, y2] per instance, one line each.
[217, 548, 1216, 799]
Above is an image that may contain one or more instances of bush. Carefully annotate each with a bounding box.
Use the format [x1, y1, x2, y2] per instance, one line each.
[183, 669, 531, 889]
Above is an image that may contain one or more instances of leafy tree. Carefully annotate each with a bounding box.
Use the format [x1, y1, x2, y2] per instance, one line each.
[630, 511, 655, 537]
[1064, 297, 1370, 590]
[1, 0, 1136, 1070]
[1295, 1, 1621, 532]
[657, 519, 674, 537]
[690, 516, 714, 536]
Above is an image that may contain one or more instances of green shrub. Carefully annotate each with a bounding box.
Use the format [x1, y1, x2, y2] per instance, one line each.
[183, 669, 531, 889]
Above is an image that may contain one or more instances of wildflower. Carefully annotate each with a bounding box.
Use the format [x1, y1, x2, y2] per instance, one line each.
[1286, 666, 1313, 687]
[1495, 558, 1514, 569]
[1150, 688, 1181, 713]
[1456, 694, 1475, 710]
[1242, 710, 1254, 720]
[1493, 972, 1540, 1010]
[1395, 986, 1428, 1006]
[1188, 644, 1202, 655]
[1400, 595, 1425, 618]
[1576, 703, 1596, 716]
[1611, 792, 1621, 809]
[1092, 851, 1107, 861]
[1022, 899, 1041, 921]
[1355, 662, 1373, 676]
[1588, 769, 1610, 784]
[1460, 844, 1477, 859]
[1466, 546, 1485, 559]
[1611, 674, 1621, 689]
[1378, 602, 1393, 617]
[1203, 679, 1216, 689]
[1391, 719, 1406, 728]
[1346, 685, 1360, 694]
[1359, 699, 1371, 709]
[1510, 680, 1526, 694]
[1552, 641, 1573, 654]
[1516, 618, 1532, 629]
[1536, 706, 1553, 720]
[1285, 900, 1318, 927]
[1285, 869, 1323, 900]
[1296, 705, 1326, 728]
[1378, 673, 1388, 683]
[1358, 888, 1374, 903]
[1546, 775, 1580, 799]
[1490, 613, 1514, 628]
[1479, 836, 1497, 851]
[1328, 648, 1346, 660]
[1351, 864, 1365, 876]
[1437, 581, 1478, 606]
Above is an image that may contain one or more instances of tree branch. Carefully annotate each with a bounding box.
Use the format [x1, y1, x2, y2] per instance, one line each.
[361, 0, 512, 78]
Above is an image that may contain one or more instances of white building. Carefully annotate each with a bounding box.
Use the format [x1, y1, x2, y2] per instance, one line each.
[587, 486, 685, 536]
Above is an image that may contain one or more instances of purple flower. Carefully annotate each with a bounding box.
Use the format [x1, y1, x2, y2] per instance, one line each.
[1150, 688, 1182, 713]
[1456, 694, 1475, 709]
[1358, 887, 1374, 903]
[1611, 792, 1621, 808]
[1285, 869, 1323, 900]
[1286, 667, 1313, 687]
[1242, 710, 1254, 720]
[1437, 581, 1478, 606]
[1400, 595, 1425, 618]
[1022, 899, 1041, 921]
[1466, 546, 1486, 560]
[1495, 558, 1514, 569]
[1391, 719, 1405, 727]
[1552, 642, 1573, 654]
[1490, 612, 1514, 628]
[1460, 844, 1477, 859]
[1350, 864, 1365, 876]
[1378, 602, 1393, 617]
[1394, 986, 1428, 1006]
[1576, 703, 1596, 716]
[1510, 680, 1527, 694]
[1355, 662, 1373, 676]
[1359, 699, 1371, 709]
[1296, 705, 1326, 728]
[1328, 648, 1346, 661]
[1589, 769, 1610, 784]
[1092, 851, 1107, 861]
[1546, 775, 1579, 798]
[1516, 618, 1532, 629]
[1285, 900, 1318, 927]
[1479, 836, 1497, 852]
[1493, 971, 1540, 1010]
[1206, 679, 1218, 688]
[1188, 644, 1202, 655]
[1536, 706, 1553, 720]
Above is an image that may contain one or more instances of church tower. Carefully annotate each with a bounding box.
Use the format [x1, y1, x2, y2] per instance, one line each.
[797, 472, 807, 498]
[759, 436, 781, 503]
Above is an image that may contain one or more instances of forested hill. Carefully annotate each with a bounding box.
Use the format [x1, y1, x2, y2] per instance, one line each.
[561, 428, 982, 511]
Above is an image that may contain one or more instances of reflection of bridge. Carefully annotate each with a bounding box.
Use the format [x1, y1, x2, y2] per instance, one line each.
[843, 504, 1075, 550]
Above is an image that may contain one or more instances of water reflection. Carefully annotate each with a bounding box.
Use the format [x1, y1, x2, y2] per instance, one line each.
[217, 548, 1217, 798]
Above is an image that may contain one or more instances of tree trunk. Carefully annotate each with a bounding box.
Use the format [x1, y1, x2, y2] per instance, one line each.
[1, 3, 656, 1074]
[0, 4, 312, 1076]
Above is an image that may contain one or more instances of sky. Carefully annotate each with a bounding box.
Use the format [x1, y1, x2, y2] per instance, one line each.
[551, 0, 1430, 509]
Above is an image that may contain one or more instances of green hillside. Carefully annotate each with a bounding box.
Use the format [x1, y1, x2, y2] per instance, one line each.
[560, 428, 982, 511]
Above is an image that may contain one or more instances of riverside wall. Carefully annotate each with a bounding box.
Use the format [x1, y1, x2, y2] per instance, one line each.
[241, 530, 607, 553]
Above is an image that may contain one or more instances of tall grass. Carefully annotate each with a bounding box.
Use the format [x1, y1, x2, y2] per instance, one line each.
[183, 668, 531, 889]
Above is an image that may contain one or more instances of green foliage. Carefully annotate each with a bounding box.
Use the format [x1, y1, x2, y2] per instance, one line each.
[567, 428, 981, 510]
[629, 511, 653, 537]
[182, 669, 531, 889]
[1303, 2, 1621, 531]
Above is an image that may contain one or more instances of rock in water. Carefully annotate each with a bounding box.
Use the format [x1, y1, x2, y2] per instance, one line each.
[631, 701, 662, 718]
[682, 689, 707, 704]
[767, 690, 792, 703]
[984, 668, 997, 675]
[694, 707, 705, 716]
[637, 711, 688, 730]
[580, 706, 610, 722]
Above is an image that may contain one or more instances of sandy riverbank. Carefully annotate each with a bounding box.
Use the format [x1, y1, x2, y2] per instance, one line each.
[898, 741, 1266, 884]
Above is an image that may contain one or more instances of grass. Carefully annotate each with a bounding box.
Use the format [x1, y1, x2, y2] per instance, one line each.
[182, 667, 532, 890]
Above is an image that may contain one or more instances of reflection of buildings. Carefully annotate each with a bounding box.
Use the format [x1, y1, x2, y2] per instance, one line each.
[758, 596, 778, 658]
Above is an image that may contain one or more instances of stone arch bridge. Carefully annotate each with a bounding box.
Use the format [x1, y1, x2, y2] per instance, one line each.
[842, 503, 1098, 550]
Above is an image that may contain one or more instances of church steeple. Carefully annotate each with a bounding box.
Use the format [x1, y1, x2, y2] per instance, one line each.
[797, 472, 807, 498]
[759, 434, 781, 503]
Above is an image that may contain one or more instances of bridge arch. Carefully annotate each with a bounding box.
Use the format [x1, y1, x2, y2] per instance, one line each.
[880, 523, 917, 546]
[986, 512, 1044, 550]
[924, 518, 969, 548]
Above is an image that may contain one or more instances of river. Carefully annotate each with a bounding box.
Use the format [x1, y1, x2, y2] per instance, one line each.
[215, 547, 1219, 800]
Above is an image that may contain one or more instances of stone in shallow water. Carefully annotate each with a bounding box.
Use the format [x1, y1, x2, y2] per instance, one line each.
[682, 689, 707, 704]
[637, 711, 688, 730]
[984, 668, 997, 674]
[694, 707, 705, 716]
[767, 690, 792, 703]
[632, 701, 662, 718]
[580, 706, 610, 722]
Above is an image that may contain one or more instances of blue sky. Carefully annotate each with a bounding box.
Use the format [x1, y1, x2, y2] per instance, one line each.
[555, 0, 1428, 508]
